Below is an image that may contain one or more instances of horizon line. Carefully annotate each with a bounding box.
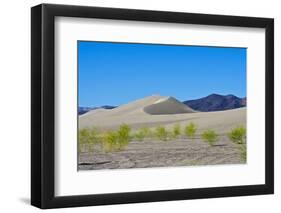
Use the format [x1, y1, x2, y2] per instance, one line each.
[79, 93, 246, 107]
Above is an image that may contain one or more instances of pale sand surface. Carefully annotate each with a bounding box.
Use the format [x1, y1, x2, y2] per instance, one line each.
[79, 136, 243, 170]
[78, 95, 246, 170]
[79, 95, 246, 134]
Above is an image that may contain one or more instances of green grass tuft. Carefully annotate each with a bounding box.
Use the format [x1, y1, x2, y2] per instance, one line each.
[228, 126, 246, 144]
[78, 127, 100, 152]
[134, 127, 151, 141]
[172, 123, 181, 139]
[117, 124, 131, 149]
[155, 126, 169, 141]
[201, 129, 218, 146]
[184, 122, 197, 139]
[102, 131, 118, 152]
[78, 128, 90, 152]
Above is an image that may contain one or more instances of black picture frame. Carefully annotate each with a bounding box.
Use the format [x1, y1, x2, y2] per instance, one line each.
[31, 3, 274, 209]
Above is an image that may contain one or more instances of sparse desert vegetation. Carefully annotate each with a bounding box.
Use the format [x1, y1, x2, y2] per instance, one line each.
[78, 128, 90, 152]
[78, 127, 100, 152]
[155, 126, 169, 141]
[134, 127, 152, 141]
[78, 96, 246, 170]
[102, 131, 118, 152]
[79, 123, 247, 164]
[228, 126, 247, 163]
[172, 123, 181, 138]
[79, 122, 247, 170]
[79, 125, 132, 152]
[184, 122, 197, 139]
[201, 130, 219, 146]
[228, 126, 246, 144]
[116, 124, 131, 149]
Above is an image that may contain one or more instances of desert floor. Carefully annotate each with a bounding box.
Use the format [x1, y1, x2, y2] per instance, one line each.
[78, 136, 244, 170]
[78, 95, 246, 170]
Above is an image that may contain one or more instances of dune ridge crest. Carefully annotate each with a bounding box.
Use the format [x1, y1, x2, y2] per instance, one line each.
[143, 96, 195, 115]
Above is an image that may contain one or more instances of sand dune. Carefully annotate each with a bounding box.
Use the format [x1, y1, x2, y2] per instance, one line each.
[79, 108, 108, 117]
[79, 95, 246, 134]
[79, 95, 247, 170]
[144, 96, 195, 115]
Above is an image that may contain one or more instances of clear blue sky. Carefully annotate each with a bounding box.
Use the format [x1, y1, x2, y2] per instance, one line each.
[78, 41, 246, 107]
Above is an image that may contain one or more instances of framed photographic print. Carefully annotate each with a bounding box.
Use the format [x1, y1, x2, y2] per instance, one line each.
[31, 3, 274, 209]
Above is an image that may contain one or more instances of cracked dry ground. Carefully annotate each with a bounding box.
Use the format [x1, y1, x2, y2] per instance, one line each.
[78, 136, 245, 170]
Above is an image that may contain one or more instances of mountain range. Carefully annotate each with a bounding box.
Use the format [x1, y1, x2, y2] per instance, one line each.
[183, 94, 246, 112]
[79, 94, 246, 115]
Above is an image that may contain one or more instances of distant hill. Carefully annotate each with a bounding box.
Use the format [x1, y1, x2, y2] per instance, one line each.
[79, 95, 246, 132]
[78, 105, 116, 115]
[183, 94, 246, 112]
[79, 94, 246, 115]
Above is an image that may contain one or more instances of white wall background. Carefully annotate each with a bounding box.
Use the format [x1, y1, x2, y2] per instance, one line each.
[0, 0, 279, 212]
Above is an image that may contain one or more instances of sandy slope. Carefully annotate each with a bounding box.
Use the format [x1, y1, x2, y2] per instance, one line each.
[143, 96, 195, 114]
[79, 95, 246, 134]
